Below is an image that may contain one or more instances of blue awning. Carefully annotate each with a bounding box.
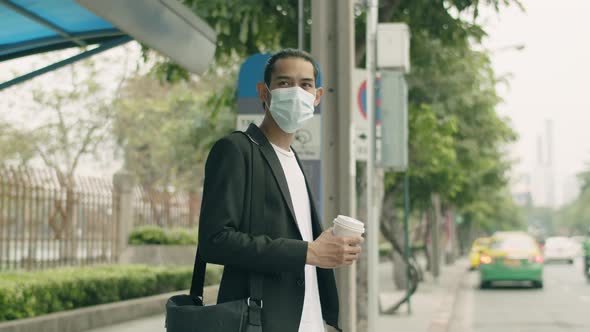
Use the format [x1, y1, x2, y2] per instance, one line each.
[0, 0, 126, 62]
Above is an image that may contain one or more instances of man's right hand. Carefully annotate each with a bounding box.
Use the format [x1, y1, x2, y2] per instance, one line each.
[306, 227, 364, 268]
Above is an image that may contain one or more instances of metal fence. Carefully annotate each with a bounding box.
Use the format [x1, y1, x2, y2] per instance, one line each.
[0, 166, 119, 271]
[133, 187, 200, 229]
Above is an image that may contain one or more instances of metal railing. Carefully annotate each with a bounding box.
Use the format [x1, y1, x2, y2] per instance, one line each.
[133, 187, 200, 229]
[0, 166, 119, 271]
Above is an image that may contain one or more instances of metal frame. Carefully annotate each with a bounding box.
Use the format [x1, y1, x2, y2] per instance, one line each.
[0, 36, 131, 91]
[0, 29, 125, 61]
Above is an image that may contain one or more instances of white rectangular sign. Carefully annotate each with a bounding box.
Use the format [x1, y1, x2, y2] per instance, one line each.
[353, 68, 382, 162]
[236, 114, 321, 160]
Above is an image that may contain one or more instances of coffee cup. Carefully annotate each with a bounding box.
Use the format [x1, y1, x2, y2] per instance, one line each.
[332, 215, 365, 238]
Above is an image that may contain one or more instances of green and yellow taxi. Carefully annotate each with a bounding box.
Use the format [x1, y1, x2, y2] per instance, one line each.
[469, 237, 491, 270]
[479, 232, 544, 289]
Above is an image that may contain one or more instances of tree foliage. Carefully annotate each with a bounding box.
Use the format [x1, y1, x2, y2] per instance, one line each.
[1, 60, 113, 185]
[555, 164, 590, 235]
[376, 6, 523, 240]
[111, 73, 236, 191]
[0, 123, 36, 165]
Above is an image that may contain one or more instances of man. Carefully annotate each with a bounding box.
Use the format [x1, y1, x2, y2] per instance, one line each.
[198, 49, 363, 332]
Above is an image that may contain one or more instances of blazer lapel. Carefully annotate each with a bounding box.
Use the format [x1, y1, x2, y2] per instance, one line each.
[246, 124, 301, 238]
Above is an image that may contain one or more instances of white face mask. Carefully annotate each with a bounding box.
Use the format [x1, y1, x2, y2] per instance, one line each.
[266, 85, 316, 134]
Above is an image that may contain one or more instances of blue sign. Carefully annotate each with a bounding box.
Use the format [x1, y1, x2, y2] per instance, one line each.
[237, 53, 271, 99]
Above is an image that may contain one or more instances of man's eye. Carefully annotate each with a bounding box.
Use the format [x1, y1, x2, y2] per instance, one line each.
[278, 81, 290, 86]
[302, 83, 313, 88]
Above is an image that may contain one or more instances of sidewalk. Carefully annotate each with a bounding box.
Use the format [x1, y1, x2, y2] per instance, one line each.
[85, 258, 469, 332]
[377, 257, 469, 332]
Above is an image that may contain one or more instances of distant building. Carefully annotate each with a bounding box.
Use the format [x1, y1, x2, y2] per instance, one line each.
[531, 119, 556, 208]
[511, 172, 532, 207]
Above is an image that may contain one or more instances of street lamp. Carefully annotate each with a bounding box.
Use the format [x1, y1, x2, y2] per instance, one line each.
[490, 43, 526, 53]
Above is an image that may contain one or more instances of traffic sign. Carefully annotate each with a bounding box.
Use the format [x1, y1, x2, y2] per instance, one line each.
[353, 68, 382, 161]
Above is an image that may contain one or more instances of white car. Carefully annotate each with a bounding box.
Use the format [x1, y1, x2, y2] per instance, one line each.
[544, 237, 578, 264]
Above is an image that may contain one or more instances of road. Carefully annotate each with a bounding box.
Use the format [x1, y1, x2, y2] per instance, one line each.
[450, 257, 590, 332]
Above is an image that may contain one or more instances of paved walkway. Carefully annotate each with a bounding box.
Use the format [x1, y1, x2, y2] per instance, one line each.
[377, 258, 469, 332]
[85, 258, 469, 332]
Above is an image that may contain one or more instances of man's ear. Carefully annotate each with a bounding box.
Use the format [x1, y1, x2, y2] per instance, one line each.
[256, 82, 269, 110]
[314, 87, 324, 107]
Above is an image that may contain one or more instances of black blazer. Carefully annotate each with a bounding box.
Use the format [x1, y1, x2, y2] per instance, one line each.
[198, 124, 341, 332]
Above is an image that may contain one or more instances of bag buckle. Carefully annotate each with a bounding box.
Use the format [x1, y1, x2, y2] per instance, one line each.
[247, 297, 263, 309]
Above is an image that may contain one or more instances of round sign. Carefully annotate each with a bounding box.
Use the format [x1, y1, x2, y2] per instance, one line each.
[357, 77, 382, 124]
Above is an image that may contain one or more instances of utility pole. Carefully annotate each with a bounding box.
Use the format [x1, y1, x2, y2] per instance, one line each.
[311, 1, 356, 331]
[366, 0, 379, 330]
[298, 0, 304, 49]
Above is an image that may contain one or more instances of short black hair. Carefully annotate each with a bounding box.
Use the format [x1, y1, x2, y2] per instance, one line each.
[263, 48, 319, 87]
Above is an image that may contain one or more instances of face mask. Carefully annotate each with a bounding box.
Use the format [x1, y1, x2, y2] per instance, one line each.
[266, 85, 316, 134]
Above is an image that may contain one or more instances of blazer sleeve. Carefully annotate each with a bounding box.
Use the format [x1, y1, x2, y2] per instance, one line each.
[198, 137, 308, 273]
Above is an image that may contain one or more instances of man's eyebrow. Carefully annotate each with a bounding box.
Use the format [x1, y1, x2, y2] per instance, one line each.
[273, 75, 315, 82]
[274, 75, 294, 80]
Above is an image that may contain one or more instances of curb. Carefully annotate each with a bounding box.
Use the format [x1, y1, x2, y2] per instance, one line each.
[428, 261, 469, 332]
[0, 285, 219, 332]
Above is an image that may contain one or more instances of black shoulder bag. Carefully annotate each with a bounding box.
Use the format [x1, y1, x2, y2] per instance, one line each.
[165, 131, 264, 332]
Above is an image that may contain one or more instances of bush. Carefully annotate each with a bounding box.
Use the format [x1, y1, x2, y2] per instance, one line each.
[129, 226, 197, 245]
[0, 264, 222, 322]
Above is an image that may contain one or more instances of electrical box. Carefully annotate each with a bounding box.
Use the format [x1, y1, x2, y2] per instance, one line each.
[377, 23, 410, 73]
[379, 70, 408, 171]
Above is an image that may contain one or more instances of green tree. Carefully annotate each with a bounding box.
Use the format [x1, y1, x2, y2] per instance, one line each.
[0, 123, 36, 165]
[555, 164, 590, 235]
[111, 73, 235, 193]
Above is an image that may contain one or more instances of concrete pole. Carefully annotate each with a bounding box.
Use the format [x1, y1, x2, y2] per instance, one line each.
[366, 0, 379, 329]
[298, 0, 304, 50]
[113, 170, 135, 262]
[311, 1, 356, 331]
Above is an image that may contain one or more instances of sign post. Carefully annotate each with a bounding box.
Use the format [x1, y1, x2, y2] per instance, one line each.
[377, 22, 411, 314]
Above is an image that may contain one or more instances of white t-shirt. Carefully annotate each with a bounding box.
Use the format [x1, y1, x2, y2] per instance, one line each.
[271, 143, 325, 332]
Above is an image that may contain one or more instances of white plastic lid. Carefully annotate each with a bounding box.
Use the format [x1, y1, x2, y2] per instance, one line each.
[334, 215, 365, 232]
[334, 221, 365, 234]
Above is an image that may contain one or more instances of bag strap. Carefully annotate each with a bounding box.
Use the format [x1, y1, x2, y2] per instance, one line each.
[246, 131, 265, 303]
[190, 131, 265, 310]
[244, 131, 265, 325]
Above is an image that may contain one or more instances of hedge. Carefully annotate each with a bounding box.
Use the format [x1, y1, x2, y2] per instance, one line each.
[0, 264, 222, 322]
[129, 226, 197, 245]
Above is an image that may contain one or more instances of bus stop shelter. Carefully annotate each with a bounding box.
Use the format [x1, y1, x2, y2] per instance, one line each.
[0, 0, 217, 90]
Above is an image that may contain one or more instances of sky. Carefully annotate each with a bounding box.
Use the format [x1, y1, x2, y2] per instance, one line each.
[481, 0, 590, 206]
[1, 0, 589, 206]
